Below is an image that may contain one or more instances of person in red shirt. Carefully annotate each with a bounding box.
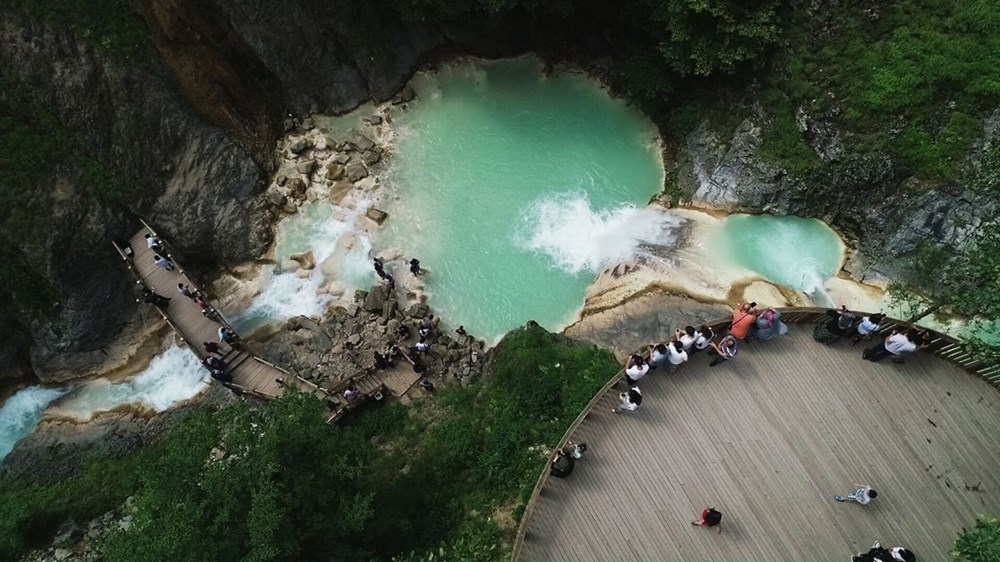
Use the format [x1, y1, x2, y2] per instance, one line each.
[729, 302, 757, 341]
[691, 507, 722, 533]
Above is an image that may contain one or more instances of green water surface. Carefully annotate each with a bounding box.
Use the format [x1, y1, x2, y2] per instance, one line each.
[718, 214, 844, 293]
[380, 59, 664, 341]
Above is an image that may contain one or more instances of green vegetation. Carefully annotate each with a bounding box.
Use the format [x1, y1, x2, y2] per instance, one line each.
[8, 0, 147, 58]
[953, 516, 1000, 562]
[0, 453, 150, 560]
[751, 0, 999, 179]
[0, 326, 619, 561]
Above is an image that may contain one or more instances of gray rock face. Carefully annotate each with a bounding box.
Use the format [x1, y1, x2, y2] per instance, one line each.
[0, 13, 272, 381]
[677, 110, 999, 275]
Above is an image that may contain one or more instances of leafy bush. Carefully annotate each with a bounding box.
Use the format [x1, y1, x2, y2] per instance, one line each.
[953, 516, 1000, 562]
[0, 325, 618, 561]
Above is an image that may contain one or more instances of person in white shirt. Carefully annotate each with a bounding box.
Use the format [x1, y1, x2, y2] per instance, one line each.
[675, 326, 697, 351]
[624, 354, 649, 387]
[692, 325, 714, 353]
[611, 387, 641, 414]
[889, 547, 915, 562]
[835, 484, 877, 505]
[852, 313, 884, 344]
[863, 330, 916, 362]
[666, 340, 688, 371]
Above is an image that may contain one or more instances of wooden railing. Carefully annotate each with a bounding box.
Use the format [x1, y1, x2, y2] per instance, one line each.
[509, 307, 1000, 560]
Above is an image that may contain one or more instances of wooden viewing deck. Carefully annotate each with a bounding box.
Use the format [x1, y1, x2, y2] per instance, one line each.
[114, 222, 417, 421]
[515, 310, 1000, 561]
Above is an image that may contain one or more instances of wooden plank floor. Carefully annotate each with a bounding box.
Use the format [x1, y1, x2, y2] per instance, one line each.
[518, 329, 1000, 561]
[128, 229, 303, 399]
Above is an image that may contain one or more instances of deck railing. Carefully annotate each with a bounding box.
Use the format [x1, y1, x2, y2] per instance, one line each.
[510, 306, 1000, 560]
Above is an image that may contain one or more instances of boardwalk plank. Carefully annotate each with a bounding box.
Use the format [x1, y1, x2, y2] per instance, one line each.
[518, 329, 1000, 561]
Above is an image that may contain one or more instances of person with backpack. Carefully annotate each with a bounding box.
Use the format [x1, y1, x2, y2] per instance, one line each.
[691, 507, 723, 533]
[814, 305, 856, 344]
[612, 386, 642, 414]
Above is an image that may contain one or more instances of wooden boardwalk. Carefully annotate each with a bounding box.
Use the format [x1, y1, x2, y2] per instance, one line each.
[517, 328, 1000, 561]
[116, 224, 417, 419]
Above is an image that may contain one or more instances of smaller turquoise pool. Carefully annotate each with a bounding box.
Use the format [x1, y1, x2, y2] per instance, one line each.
[718, 214, 844, 294]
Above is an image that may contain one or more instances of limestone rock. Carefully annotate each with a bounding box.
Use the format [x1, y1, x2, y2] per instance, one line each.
[407, 303, 430, 318]
[361, 149, 381, 166]
[366, 115, 383, 125]
[326, 162, 345, 181]
[363, 285, 388, 313]
[266, 189, 287, 207]
[289, 250, 315, 270]
[289, 137, 310, 154]
[296, 159, 318, 175]
[328, 180, 352, 205]
[393, 86, 416, 105]
[333, 152, 351, 164]
[280, 259, 300, 273]
[346, 161, 369, 182]
[365, 207, 388, 225]
[348, 131, 375, 152]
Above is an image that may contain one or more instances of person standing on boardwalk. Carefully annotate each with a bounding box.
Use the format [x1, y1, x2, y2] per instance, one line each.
[852, 313, 885, 345]
[692, 325, 714, 354]
[648, 343, 670, 368]
[835, 483, 877, 505]
[611, 387, 642, 414]
[863, 330, 915, 363]
[666, 340, 688, 372]
[691, 507, 722, 533]
[153, 254, 175, 271]
[141, 288, 171, 309]
[177, 283, 196, 300]
[675, 326, 697, 351]
[729, 302, 757, 341]
[708, 336, 738, 367]
[624, 354, 649, 386]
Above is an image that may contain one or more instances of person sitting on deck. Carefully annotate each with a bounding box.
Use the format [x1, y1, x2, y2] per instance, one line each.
[549, 448, 575, 478]
[691, 507, 723, 533]
[153, 254, 175, 271]
[141, 288, 171, 309]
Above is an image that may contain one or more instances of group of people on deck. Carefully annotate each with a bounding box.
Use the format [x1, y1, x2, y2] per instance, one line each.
[613, 301, 790, 414]
[815, 306, 930, 364]
[129, 231, 242, 384]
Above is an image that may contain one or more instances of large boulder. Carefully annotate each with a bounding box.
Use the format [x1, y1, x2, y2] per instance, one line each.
[363, 285, 388, 313]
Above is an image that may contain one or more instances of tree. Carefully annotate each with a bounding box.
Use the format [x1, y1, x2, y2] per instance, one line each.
[98, 393, 374, 562]
[953, 516, 1000, 562]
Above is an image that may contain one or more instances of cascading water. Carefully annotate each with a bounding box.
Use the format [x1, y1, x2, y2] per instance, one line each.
[0, 387, 70, 462]
[47, 343, 208, 422]
[519, 192, 682, 274]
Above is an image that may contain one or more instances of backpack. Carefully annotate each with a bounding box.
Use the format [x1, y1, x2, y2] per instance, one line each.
[838, 311, 857, 330]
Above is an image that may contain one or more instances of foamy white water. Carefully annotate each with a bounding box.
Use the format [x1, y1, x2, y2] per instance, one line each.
[234, 201, 375, 332]
[0, 386, 70, 462]
[48, 344, 208, 422]
[520, 191, 681, 274]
